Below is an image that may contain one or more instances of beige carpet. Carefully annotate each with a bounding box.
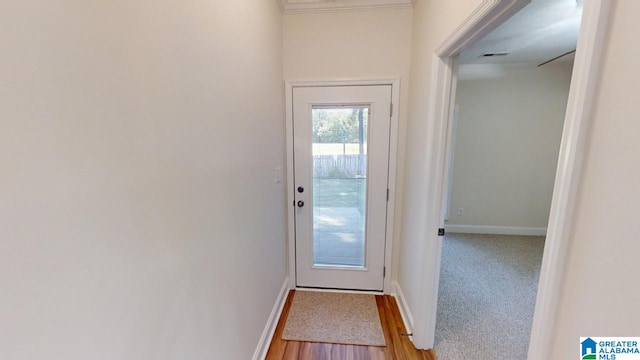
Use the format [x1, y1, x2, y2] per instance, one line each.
[281, 291, 386, 346]
[434, 233, 545, 359]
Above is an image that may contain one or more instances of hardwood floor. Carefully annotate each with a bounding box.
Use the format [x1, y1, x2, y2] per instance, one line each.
[266, 290, 437, 360]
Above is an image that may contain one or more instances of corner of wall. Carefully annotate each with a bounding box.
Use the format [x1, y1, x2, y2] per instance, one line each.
[391, 281, 415, 338]
[252, 277, 290, 360]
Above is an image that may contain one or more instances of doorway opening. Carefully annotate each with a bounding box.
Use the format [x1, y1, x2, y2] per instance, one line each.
[435, 1, 581, 357]
[411, 0, 610, 358]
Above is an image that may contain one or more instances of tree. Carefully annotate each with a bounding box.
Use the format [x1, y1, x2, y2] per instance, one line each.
[312, 108, 368, 146]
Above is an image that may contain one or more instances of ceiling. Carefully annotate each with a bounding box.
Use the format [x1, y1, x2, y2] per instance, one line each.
[459, 0, 583, 65]
[278, 0, 413, 13]
[279, 0, 582, 65]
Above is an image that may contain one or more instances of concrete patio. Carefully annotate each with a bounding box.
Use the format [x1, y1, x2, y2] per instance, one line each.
[313, 207, 365, 267]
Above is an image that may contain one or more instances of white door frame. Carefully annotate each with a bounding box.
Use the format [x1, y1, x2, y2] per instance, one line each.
[412, 1, 611, 358]
[285, 79, 401, 294]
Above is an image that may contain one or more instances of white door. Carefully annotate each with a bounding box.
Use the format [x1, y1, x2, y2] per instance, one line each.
[293, 85, 392, 291]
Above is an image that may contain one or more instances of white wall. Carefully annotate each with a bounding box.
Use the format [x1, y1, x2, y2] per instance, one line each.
[447, 63, 573, 231]
[0, 1, 285, 359]
[283, 8, 413, 281]
[399, 0, 483, 331]
[549, 1, 640, 357]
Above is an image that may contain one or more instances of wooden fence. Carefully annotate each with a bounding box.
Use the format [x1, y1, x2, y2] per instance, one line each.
[313, 154, 367, 178]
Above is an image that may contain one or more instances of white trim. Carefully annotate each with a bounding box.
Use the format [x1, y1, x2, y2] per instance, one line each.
[527, 1, 610, 359]
[285, 79, 400, 295]
[412, 53, 457, 350]
[435, 0, 529, 58]
[391, 281, 414, 338]
[252, 277, 290, 360]
[443, 104, 459, 222]
[413, 0, 611, 355]
[444, 225, 547, 236]
[285, 82, 296, 291]
[413, 52, 460, 349]
[384, 79, 401, 295]
[440, 58, 459, 223]
[286, 78, 401, 88]
[279, 0, 413, 14]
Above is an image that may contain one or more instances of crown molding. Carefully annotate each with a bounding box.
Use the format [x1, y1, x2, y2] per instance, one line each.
[278, 0, 414, 14]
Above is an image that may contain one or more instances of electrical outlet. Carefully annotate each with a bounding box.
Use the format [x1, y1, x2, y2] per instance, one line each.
[457, 208, 464, 216]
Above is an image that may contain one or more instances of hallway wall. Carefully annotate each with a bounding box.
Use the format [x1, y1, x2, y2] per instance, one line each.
[0, 1, 286, 359]
[399, 0, 484, 336]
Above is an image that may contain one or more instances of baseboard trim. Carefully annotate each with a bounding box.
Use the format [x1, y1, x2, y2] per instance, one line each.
[391, 281, 414, 339]
[252, 277, 289, 360]
[445, 224, 547, 236]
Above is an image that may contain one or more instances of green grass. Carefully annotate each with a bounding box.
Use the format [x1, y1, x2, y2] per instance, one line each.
[313, 178, 366, 212]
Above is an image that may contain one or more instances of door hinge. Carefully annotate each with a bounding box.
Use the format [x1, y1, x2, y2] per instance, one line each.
[390, 102, 393, 117]
[438, 228, 445, 236]
[386, 189, 390, 201]
[383, 266, 386, 278]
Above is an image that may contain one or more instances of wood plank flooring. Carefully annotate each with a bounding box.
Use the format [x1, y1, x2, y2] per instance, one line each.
[266, 290, 437, 360]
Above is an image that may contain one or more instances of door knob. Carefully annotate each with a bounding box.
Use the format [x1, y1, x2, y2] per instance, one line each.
[297, 186, 304, 193]
[297, 200, 304, 207]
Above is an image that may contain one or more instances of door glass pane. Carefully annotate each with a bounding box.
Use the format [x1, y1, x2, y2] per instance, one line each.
[312, 107, 369, 267]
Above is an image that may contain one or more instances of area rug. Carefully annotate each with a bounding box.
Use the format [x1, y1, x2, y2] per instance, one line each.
[281, 291, 386, 346]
